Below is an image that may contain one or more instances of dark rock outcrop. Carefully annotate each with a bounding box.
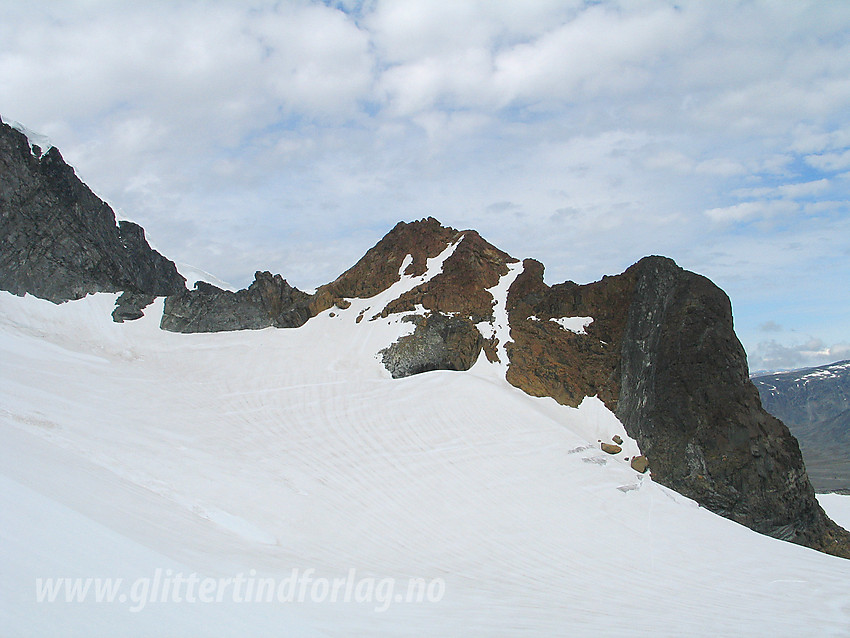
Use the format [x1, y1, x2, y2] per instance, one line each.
[0, 117, 185, 306]
[502, 250, 850, 557]
[753, 361, 850, 492]
[613, 257, 849, 556]
[161, 271, 312, 333]
[112, 292, 156, 323]
[380, 312, 483, 378]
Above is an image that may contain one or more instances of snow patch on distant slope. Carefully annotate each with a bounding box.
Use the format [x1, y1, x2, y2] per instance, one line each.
[794, 361, 850, 384]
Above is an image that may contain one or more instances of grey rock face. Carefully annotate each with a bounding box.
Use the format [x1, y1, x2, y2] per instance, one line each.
[161, 271, 312, 333]
[380, 312, 483, 378]
[0, 118, 185, 305]
[616, 257, 850, 556]
[112, 292, 156, 323]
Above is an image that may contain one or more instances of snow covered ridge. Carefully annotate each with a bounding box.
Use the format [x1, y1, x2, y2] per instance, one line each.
[8, 119, 53, 157]
[3, 117, 850, 572]
[795, 360, 850, 383]
[751, 360, 850, 382]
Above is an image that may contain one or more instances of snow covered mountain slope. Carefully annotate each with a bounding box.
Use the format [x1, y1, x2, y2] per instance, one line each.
[3, 112, 843, 555]
[2, 290, 850, 636]
[754, 361, 850, 492]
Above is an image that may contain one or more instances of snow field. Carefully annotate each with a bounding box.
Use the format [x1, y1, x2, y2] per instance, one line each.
[1, 289, 850, 636]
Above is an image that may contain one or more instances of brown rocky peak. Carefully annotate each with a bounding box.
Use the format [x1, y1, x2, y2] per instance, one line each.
[505, 258, 636, 410]
[382, 227, 518, 323]
[324, 217, 459, 297]
[310, 217, 460, 314]
[312, 217, 518, 322]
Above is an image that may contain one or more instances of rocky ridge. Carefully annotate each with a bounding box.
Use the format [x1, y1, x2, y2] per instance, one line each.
[161, 271, 312, 332]
[2, 119, 848, 558]
[290, 220, 850, 556]
[0, 117, 185, 307]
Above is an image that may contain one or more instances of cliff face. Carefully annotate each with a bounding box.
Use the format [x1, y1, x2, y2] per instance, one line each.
[613, 258, 848, 555]
[505, 258, 635, 409]
[500, 251, 850, 557]
[0, 117, 185, 305]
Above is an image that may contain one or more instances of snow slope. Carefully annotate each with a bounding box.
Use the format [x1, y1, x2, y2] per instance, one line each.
[819, 494, 850, 532]
[2, 290, 850, 637]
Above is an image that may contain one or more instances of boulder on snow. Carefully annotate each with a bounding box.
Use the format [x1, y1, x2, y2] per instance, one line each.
[380, 312, 483, 378]
[631, 455, 649, 473]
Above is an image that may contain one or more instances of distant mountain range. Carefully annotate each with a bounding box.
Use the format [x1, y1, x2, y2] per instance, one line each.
[2, 114, 848, 559]
[753, 361, 850, 493]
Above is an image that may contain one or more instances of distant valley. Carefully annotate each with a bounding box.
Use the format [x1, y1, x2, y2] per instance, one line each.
[753, 361, 850, 493]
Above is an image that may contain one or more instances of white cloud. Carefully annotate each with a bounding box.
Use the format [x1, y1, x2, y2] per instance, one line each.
[704, 200, 799, 224]
[790, 124, 850, 154]
[805, 149, 850, 172]
[1, 0, 849, 364]
[693, 158, 746, 177]
[749, 339, 850, 372]
[732, 179, 830, 200]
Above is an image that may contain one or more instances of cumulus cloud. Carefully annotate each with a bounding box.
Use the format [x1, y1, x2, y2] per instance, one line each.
[759, 321, 783, 333]
[704, 200, 800, 224]
[805, 149, 850, 172]
[749, 339, 850, 372]
[0, 0, 848, 358]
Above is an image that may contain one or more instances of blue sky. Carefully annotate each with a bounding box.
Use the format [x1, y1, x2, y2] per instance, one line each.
[1, 0, 848, 371]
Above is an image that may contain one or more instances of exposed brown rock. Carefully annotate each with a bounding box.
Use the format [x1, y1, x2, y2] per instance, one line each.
[601, 443, 622, 455]
[383, 230, 517, 323]
[631, 456, 649, 473]
[613, 435, 623, 445]
[505, 258, 636, 409]
[311, 217, 460, 315]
